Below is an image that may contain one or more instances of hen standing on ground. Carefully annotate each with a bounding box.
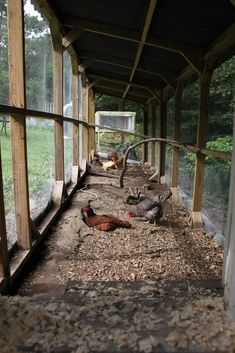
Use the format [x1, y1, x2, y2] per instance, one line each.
[81, 201, 132, 231]
[127, 188, 172, 224]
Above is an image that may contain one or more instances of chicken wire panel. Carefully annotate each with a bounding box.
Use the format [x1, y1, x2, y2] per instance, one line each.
[202, 155, 231, 241]
[64, 121, 73, 184]
[24, 3, 54, 113]
[178, 149, 195, 210]
[96, 131, 141, 161]
[26, 118, 55, 222]
[0, 1, 9, 105]
[0, 115, 17, 250]
[165, 144, 173, 186]
[208, 55, 234, 143]
[181, 80, 199, 144]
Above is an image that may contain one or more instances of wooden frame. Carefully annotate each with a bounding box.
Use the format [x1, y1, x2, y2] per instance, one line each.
[171, 80, 185, 201]
[0, 144, 10, 283]
[191, 70, 213, 227]
[158, 95, 167, 183]
[8, 0, 31, 250]
[53, 49, 65, 204]
[81, 73, 89, 161]
[88, 88, 95, 161]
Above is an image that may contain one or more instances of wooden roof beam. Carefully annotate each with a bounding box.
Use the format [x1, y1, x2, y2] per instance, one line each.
[89, 74, 162, 93]
[62, 17, 140, 43]
[80, 55, 177, 91]
[32, 0, 62, 50]
[147, 37, 205, 75]
[79, 58, 94, 72]
[123, 0, 158, 98]
[62, 17, 205, 74]
[95, 83, 151, 99]
[62, 27, 84, 49]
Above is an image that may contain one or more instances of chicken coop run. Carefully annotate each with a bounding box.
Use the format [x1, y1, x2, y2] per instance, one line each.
[0, 0, 235, 351]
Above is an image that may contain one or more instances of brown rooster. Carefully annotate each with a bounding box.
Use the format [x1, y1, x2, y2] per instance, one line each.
[81, 201, 132, 231]
[127, 188, 172, 224]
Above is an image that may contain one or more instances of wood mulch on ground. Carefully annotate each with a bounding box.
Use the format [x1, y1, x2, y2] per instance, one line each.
[1, 165, 234, 353]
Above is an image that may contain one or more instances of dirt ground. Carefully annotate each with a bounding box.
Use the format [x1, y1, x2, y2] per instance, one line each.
[1, 165, 235, 353]
[18, 165, 223, 297]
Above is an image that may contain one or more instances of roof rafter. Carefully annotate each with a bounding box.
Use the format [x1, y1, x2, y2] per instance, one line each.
[122, 0, 157, 98]
[88, 74, 162, 94]
[61, 16, 205, 74]
[81, 56, 176, 91]
[95, 83, 151, 99]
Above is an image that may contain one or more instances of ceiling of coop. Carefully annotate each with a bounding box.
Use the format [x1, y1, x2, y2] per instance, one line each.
[44, 0, 235, 103]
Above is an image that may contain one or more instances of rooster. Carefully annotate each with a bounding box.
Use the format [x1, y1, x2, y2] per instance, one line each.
[81, 201, 132, 231]
[127, 188, 172, 224]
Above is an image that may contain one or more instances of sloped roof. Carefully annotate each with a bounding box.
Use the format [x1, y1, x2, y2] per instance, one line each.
[42, 0, 235, 102]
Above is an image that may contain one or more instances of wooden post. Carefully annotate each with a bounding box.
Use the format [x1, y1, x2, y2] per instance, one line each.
[158, 95, 167, 183]
[192, 70, 212, 227]
[150, 102, 156, 168]
[143, 104, 148, 162]
[223, 111, 235, 319]
[171, 80, 184, 201]
[53, 49, 64, 203]
[7, 0, 31, 249]
[72, 70, 79, 184]
[0, 145, 10, 280]
[81, 73, 89, 161]
[88, 88, 95, 160]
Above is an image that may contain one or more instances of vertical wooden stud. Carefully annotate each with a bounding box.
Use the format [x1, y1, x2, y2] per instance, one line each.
[7, 0, 31, 249]
[88, 88, 95, 160]
[143, 104, 148, 162]
[53, 49, 64, 203]
[223, 111, 235, 318]
[81, 73, 89, 161]
[171, 80, 184, 201]
[150, 102, 156, 168]
[192, 70, 212, 227]
[71, 70, 79, 184]
[0, 145, 10, 279]
[158, 95, 167, 183]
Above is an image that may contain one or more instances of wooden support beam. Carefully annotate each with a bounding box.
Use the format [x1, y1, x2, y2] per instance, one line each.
[158, 95, 167, 183]
[143, 105, 149, 162]
[95, 83, 151, 99]
[0, 144, 10, 280]
[62, 27, 84, 49]
[8, 0, 31, 250]
[171, 80, 185, 200]
[147, 37, 205, 75]
[88, 89, 95, 161]
[79, 58, 94, 72]
[123, 0, 158, 98]
[90, 74, 161, 95]
[81, 73, 89, 160]
[53, 50, 64, 203]
[32, 0, 62, 51]
[62, 17, 205, 71]
[223, 111, 235, 319]
[150, 103, 156, 168]
[72, 71, 79, 168]
[192, 70, 213, 227]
